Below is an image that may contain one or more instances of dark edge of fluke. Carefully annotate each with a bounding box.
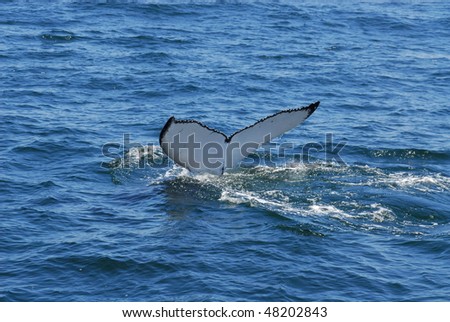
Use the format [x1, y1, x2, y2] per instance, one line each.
[159, 116, 229, 145]
[159, 116, 175, 146]
[159, 101, 320, 146]
[226, 101, 320, 142]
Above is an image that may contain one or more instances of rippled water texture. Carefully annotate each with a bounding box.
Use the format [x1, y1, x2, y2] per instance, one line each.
[1, 1, 449, 301]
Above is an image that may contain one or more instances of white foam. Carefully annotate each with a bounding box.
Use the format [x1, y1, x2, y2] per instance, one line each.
[308, 204, 350, 217]
[147, 158, 445, 237]
[362, 203, 396, 222]
[219, 189, 302, 216]
[371, 172, 450, 192]
[330, 163, 450, 193]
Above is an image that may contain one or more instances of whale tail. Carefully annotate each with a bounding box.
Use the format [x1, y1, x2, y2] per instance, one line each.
[159, 101, 320, 175]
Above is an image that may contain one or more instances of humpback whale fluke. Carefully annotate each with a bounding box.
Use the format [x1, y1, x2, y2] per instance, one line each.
[159, 101, 320, 175]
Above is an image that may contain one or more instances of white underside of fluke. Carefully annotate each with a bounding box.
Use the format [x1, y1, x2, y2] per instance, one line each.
[159, 101, 320, 175]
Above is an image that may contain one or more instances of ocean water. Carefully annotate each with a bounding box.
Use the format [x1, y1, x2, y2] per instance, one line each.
[1, 0, 449, 301]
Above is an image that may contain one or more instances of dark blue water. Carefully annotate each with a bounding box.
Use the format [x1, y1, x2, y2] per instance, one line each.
[1, 0, 449, 301]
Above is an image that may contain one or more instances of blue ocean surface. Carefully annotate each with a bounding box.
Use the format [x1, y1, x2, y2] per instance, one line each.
[1, 0, 449, 301]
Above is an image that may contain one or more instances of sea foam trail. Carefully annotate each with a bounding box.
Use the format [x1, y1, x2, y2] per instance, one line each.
[146, 160, 448, 236]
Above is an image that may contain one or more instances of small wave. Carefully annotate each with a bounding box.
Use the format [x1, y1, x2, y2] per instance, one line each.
[256, 52, 319, 60]
[106, 145, 168, 170]
[219, 189, 299, 215]
[346, 145, 450, 161]
[367, 172, 450, 193]
[35, 196, 61, 206]
[107, 146, 170, 184]
[352, 13, 415, 33]
[137, 51, 171, 60]
[37, 180, 61, 188]
[305, 202, 396, 224]
[369, 148, 450, 161]
[49, 255, 177, 274]
[360, 204, 397, 223]
[217, 182, 402, 234]
[307, 204, 350, 218]
[40, 30, 76, 42]
[11, 140, 72, 157]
